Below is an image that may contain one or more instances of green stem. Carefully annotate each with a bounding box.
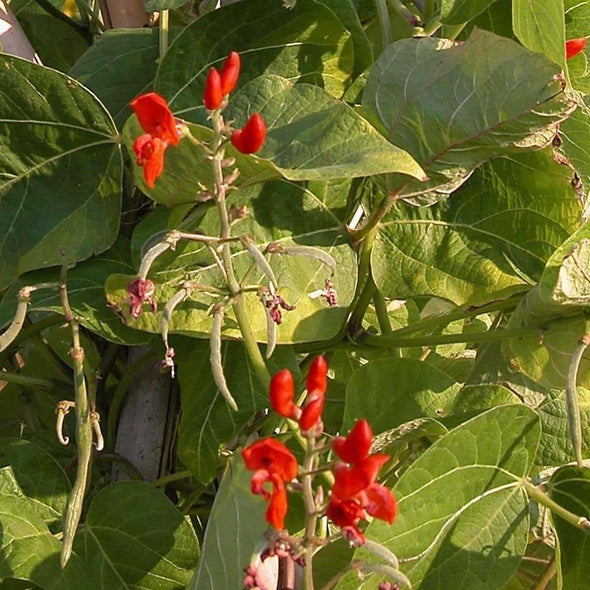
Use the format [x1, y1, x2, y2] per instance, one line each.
[0, 372, 58, 390]
[210, 111, 271, 390]
[94, 452, 144, 481]
[523, 480, 590, 533]
[530, 556, 557, 590]
[159, 10, 169, 61]
[60, 267, 93, 569]
[565, 329, 590, 467]
[302, 432, 318, 590]
[373, 290, 393, 336]
[152, 469, 193, 487]
[351, 186, 406, 243]
[34, 0, 93, 43]
[359, 314, 584, 349]
[373, 0, 392, 48]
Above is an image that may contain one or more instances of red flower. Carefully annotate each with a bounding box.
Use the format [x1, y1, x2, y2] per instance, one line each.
[133, 134, 166, 189]
[203, 67, 223, 110]
[326, 496, 366, 544]
[130, 92, 180, 188]
[362, 483, 398, 524]
[566, 38, 587, 59]
[299, 355, 328, 432]
[130, 92, 179, 146]
[270, 369, 300, 420]
[333, 419, 372, 464]
[299, 393, 325, 432]
[126, 278, 157, 319]
[231, 113, 267, 154]
[242, 438, 297, 530]
[220, 51, 241, 95]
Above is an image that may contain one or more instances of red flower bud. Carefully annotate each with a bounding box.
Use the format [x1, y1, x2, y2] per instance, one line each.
[299, 395, 325, 432]
[231, 113, 266, 154]
[130, 92, 179, 146]
[306, 355, 328, 394]
[220, 51, 241, 95]
[566, 37, 587, 59]
[204, 68, 223, 110]
[333, 419, 373, 464]
[270, 369, 300, 420]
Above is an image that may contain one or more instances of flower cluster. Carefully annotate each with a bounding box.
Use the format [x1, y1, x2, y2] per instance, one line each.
[328, 419, 397, 545]
[269, 356, 328, 432]
[243, 357, 397, 546]
[130, 93, 180, 188]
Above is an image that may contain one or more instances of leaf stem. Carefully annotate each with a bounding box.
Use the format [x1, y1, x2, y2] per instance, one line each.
[530, 555, 557, 590]
[373, 0, 392, 48]
[303, 432, 318, 590]
[59, 263, 93, 569]
[565, 328, 590, 467]
[523, 479, 590, 533]
[159, 10, 169, 61]
[152, 469, 193, 487]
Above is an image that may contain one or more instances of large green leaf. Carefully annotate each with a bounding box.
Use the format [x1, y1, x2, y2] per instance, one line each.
[175, 338, 299, 483]
[440, 0, 500, 25]
[70, 28, 159, 127]
[506, 223, 590, 388]
[4, 439, 71, 531]
[343, 358, 519, 434]
[155, 0, 369, 115]
[336, 405, 541, 590]
[125, 76, 424, 205]
[549, 466, 590, 588]
[0, 238, 152, 345]
[537, 388, 590, 466]
[188, 459, 267, 590]
[105, 180, 357, 344]
[0, 476, 88, 589]
[0, 55, 122, 290]
[513, 0, 566, 74]
[372, 150, 581, 306]
[361, 29, 574, 205]
[74, 481, 199, 589]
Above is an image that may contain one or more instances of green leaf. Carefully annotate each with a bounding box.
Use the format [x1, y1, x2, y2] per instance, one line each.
[0, 55, 122, 290]
[156, 0, 367, 112]
[372, 150, 581, 306]
[70, 28, 159, 127]
[549, 465, 590, 588]
[537, 388, 590, 466]
[4, 439, 71, 530]
[175, 338, 299, 483]
[125, 76, 424, 204]
[362, 29, 574, 204]
[74, 481, 199, 589]
[0, 238, 152, 345]
[513, 0, 566, 74]
[143, 0, 187, 10]
[106, 180, 357, 344]
[337, 405, 541, 589]
[0, 484, 88, 589]
[506, 222, 590, 388]
[440, 0, 500, 25]
[343, 358, 519, 434]
[12, 8, 88, 72]
[188, 459, 267, 590]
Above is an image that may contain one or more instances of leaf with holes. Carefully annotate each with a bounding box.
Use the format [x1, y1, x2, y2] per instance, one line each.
[0, 55, 121, 290]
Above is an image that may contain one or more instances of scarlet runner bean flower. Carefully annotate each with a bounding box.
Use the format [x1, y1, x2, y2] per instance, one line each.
[231, 113, 267, 154]
[126, 278, 157, 319]
[242, 438, 297, 530]
[203, 52, 242, 110]
[130, 92, 180, 188]
[220, 51, 241, 94]
[566, 37, 587, 59]
[203, 68, 223, 110]
[270, 369, 301, 420]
